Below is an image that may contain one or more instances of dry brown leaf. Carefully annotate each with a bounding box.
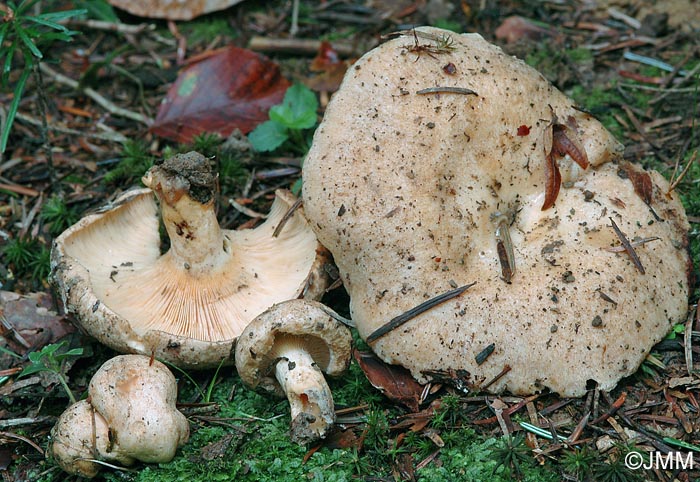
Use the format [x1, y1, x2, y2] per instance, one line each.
[621, 162, 653, 205]
[541, 150, 561, 211]
[353, 349, 424, 412]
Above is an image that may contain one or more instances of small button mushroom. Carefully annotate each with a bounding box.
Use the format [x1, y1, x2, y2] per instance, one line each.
[235, 300, 352, 444]
[302, 27, 690, 396]
[88, 355, 189, 464]
[51, 151, 330, 368]
[50, 400, 132, 478]
[49, 355, 187, 478]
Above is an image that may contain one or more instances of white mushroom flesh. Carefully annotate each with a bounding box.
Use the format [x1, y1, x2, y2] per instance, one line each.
[273, 336, 336, 444]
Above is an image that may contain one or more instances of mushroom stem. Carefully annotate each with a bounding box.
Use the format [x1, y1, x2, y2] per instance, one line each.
[273, 342, 335, 445]
[141, 153, 229, 277]
[157, 194, 229, 276]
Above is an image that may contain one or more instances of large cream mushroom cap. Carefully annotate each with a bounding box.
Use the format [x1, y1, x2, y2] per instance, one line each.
[88, 355, 189, 463]
[302, 27, 691, 396]
[52, 152, 329, 368]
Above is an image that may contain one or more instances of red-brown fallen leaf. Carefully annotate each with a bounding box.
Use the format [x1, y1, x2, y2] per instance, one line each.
[151, 46, 290, 143]
[310, 41, 341, 72]
[0, 291, 74, 360]
[495, 16, 557, 44]
[108, 0, 244, 21]
[353, 349, 424, 412]
[306, 41, 350, 94]
[542, 150, 561, 211]
[552, 124, 589, 169]
[321, 428, 362, 450]
[621, 162, 653, 205]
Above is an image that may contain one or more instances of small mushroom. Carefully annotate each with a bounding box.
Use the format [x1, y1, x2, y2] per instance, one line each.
[235, 299, 352, 444]
[50, 400, 130, 478]
[51, 152, 329, 368]
[49, 355, 188, 478]
[302, 28, 691, 396]
[88, 355, 189, 463]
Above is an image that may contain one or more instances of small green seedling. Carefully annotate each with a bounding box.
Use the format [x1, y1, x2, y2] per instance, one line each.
[2, 236, 51, 286]
[104, 139, 155, 184]
[248, 83, 319, 155]
[41, 195, 79, 236]
[18, 341, 83, 404]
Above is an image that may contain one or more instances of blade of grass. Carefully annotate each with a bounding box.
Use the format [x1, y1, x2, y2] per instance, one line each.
[519, 421, 568, 442]
[1, 66, 30, 153]
[14, 24, 42, 59]
[662, 437, 700, 452]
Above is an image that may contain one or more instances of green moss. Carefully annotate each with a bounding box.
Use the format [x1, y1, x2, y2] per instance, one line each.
[568, 85, 625, 140]
[566, 47, 593, 64]
[180, 17, 238, 46]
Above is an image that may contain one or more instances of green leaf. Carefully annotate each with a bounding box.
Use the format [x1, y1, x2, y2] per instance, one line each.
[269, 83, 318, 130]
[0, 345, 21, 359]
[248, 120, 289, 152]
[61, 347, 84, 358]
[15, 24, 42, 59]
[1, 66, 30, 153]
[18, 364, 50, 377]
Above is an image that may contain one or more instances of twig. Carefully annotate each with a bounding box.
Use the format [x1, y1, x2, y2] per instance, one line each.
[366, 283, 475, 343]
[567, 411, 590, 444]
[622, 52, 688, 75]
[667, 150, 698, 194]
[589, 392, 627, 425]
[620, 83, 700, 94]
[685, 307, 697, 375]
[290, 0, 300, 37]
[0, 431, 44, 455]
[228, 198, 268, 219]
[68, 19, 154, 34]
[480, 364, 512, 391]
[607, 8, 641, 29]
[32, 64, 56, 188]
[650, 61, 700, 105]
[416, 87, 478, 96]
[272, 197, 303, 238]
[602, 236, 660, 252]
[15, 112, 127, 143]
[0, 416, 55, 429]
[248, 36, 356, 57]
[608, 217, 645, 274]
[0, 183, 39, 196]
[39, 63, 152, 125]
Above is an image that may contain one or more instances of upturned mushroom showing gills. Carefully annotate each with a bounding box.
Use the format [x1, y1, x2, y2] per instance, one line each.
[50, 355, 188, 478]
[302, 27, 691, 396]
[235, 299, 352, 444]
[51, 151, 329, 368]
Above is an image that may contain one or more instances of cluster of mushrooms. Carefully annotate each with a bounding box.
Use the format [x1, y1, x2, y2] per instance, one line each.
[48, 27, 691, 476]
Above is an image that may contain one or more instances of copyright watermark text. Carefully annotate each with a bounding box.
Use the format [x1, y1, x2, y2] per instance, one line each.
[625, 451, 694, 470]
